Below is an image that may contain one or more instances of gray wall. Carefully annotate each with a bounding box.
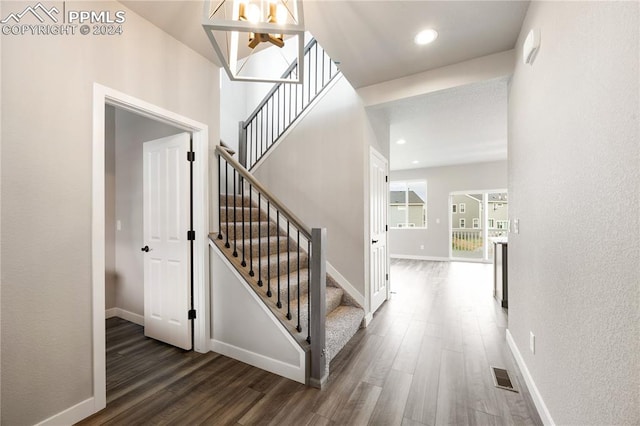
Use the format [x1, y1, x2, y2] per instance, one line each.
[253, 76, 369, 296]
[113, 108, 183, 317]
[390, 161, 507, 258]
[0, 1, 220, 423]
[508, 2, 639, 424]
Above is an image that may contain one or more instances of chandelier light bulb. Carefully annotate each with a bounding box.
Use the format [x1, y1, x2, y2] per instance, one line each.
[246, 3, 261, 23]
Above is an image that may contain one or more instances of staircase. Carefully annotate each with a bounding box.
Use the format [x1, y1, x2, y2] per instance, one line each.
[211, 38, 357, 386]
[211, 146, 364, 385]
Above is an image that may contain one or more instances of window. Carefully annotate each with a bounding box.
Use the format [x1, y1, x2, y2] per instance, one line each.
[496, 220, 508, 230]
[390, 180, 427, 228]
[488, 218, 495, 228]
[459, 218, 466, 228]
[459, 203, 466, 214]
[473, 218, 479, 229]
[452, 204, 457, 214]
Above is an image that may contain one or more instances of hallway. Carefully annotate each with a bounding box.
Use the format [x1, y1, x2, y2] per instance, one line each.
[79, 260, 541, 425]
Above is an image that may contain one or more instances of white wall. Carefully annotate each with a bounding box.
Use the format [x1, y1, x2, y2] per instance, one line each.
[113, 108, 183, 317]
[508, 2, 639, 424]
[0, 1, 220, 424]
[210, 248, 306, 383]
[390, 161, 507, 259]
[252, 76, 369, 297]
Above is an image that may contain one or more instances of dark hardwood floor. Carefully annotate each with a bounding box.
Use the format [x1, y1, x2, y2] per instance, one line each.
[78, 260, 542, 426]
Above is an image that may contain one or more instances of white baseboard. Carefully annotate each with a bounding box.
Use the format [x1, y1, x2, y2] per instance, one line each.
[506, 329, 555, 426]
[363, 312, 373, 327]
[105, 307, 144, 326]
[35, 397, 96, 426]
[326, 262, 365, 307]
[390, 254, 450, 262]
[210, 339, 306, 384]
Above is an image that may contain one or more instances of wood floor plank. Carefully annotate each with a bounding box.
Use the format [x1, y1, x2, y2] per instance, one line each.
[403, 334, 442, 425]
[392, 320, 427, 374]
[435, 349, 469, 426]
[368, 369, 413, 426]
[361, 332, 405, 387]
[330, 380, 382, 425]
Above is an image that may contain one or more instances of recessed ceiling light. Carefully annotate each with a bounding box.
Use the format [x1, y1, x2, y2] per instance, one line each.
[414, 29, 438, 46]
[412, 160, 419, 164]
[396, 139, 406, 145]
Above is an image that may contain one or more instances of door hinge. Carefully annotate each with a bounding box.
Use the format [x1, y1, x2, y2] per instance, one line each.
[385, 175, 388, 182]
[385, 225, 388, 232]
[188, 309, 197, 320]
[187, 230, 195, 240]
[187, 151, 195, 162]
[386, 273, 389, 281]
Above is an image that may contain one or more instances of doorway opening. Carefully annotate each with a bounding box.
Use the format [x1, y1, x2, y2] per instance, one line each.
[449, 190, 508, 262]
[92, 84, 210, 413]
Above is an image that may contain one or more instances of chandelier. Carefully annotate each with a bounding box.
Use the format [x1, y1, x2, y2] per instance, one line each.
[202, 0, 305, 83]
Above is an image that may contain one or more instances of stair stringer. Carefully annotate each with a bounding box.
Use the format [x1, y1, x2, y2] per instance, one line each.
[209, 241, 309, 384]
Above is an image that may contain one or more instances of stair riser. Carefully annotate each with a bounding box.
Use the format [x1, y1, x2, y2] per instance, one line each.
[219, 194, 252, 208]
[221, 222, 281, 240]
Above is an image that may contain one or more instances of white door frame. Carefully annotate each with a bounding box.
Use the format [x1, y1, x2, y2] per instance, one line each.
[91, 83, 210, 412]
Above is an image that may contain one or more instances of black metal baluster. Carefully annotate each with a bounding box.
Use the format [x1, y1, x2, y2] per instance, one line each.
[286, 220, 291, 320]
[217, 154, 222, 240]
[247, 186, 254, 276]
[267, 200, 272, 298]
[233, 169, 238, 257]
[276, 211, 282, 309]
[296, 229, 301, 332]
[307, 239, 311, 343]
[257, 192, 262, 286]
[225, 160, 230, 248]
[241, 179, 246, 266]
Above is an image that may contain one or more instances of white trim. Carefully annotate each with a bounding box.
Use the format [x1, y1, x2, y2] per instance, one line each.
[326, 262, 365, 307]
[506, 330, 555, 426]
[390, 254, 450, 262]
[35, 398, 95, 426]
[210, 339, 306, 384]
[105, 308, 144, 326]
[92, 83, 210, 416]
[363, 312, 373, 327]
[251, 74, 343, 172]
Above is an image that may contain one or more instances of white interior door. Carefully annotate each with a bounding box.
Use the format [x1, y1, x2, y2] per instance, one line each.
[143, 133, 192, 350]
[370, 148, 389, 314]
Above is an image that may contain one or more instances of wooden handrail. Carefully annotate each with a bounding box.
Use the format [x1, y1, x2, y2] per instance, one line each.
[215, 145, 312, 239]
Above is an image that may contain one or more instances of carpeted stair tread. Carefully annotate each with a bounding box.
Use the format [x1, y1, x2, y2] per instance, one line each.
[252, 251, 309, 279]
[325, 305, 365, 363]
[220, 206, 265, 221]
[221, 221, 283, 240]
[237, 235, 290, 257]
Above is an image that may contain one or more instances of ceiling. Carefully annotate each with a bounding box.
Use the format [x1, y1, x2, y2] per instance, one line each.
[382, 77, 509, 171]
[304, 1, 528, 88]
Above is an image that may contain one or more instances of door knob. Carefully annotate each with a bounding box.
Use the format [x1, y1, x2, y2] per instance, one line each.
[141, 245, 150, 252]
[372, 239, 379, 244]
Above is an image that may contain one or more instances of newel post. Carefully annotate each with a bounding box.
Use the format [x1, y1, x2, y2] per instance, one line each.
[310, 227, 327, 388]
[238, 121, 247, 168]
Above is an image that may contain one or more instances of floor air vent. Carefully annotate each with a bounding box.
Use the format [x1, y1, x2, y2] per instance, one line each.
[491, 366, 518, 392]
